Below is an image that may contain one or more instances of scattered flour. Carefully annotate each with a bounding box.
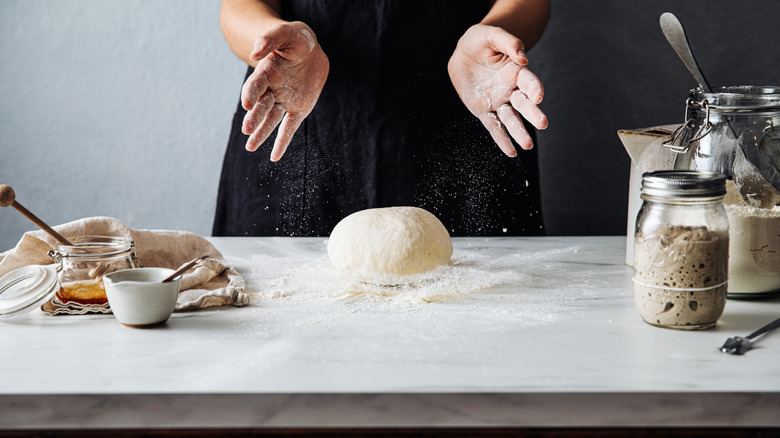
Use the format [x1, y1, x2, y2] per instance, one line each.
[184, 241, 629, 379]
[221, 241, 624, 331]
[216, 240, 631, 337]
[231, 249, 528, 306]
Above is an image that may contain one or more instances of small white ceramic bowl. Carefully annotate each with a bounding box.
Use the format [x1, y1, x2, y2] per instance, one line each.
[103, 268, 180, 328]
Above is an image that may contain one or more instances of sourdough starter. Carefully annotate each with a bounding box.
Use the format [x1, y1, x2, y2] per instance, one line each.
[633, 225, 728, 329]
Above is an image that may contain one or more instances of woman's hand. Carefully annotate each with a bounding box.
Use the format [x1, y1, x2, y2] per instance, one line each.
[241, 21, 329, 161]
[448, 24, 547, 157]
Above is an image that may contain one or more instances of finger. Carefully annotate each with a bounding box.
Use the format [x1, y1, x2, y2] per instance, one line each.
[498, 62, 523, 90]
[478, 112, 517, 157]
[497, 105, 534, 150]
[509, 91, 548, 131]
[241, 71, 270, 111]
[486, 27, 527, 65]
[246, 104, 285, 152]
[250, 25, 293, 61]
[250, 35, 278, 62]
[516, 67, 544, 104]
[242, 91, 275, 135]
[250, 35, 275, 63]
[270, 112, 305, 162]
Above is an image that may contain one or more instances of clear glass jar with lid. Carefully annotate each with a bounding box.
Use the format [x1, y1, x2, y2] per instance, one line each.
[665, 86, 780, 298]
[48, 236, 142, 305]
[0, 236, 142, 318]
[633, 170, 729, 330]
[667, 85, 780, 185]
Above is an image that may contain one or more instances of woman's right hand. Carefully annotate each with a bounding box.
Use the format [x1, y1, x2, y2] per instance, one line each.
[241, 21, 329, 161]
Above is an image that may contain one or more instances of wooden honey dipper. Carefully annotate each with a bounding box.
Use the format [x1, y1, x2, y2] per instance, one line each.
[0, 185, 74, 246]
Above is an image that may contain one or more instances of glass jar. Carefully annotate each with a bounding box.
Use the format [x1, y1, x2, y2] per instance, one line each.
[633, 170, 729, 330]
[48, 236, 142, 305]
[665, 86, 780, 298]
[667, 85, 780, 185]
[724, 201, 780, 298]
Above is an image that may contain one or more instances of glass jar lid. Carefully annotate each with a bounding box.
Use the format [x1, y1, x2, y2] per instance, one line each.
[0, 264, 59, 318]
[52, 235, 133, 259]
[641, 170, 726, 198]
[690, 85, 780, 112]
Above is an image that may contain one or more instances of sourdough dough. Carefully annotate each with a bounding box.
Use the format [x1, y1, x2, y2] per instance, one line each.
[327, 207, 453, 277]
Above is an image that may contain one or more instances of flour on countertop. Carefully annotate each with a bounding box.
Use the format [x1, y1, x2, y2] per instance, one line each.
[222, 241, 625, 332]
[232, 248, 528, 306]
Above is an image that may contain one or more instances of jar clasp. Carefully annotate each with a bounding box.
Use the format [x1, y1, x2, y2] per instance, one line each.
[663, 98, 713, 153]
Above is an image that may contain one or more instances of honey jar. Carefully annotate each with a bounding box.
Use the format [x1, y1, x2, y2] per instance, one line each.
[48, 236, 142, 305]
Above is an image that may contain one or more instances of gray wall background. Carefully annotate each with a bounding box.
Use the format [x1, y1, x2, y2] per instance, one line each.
[2, 0, 780, 251]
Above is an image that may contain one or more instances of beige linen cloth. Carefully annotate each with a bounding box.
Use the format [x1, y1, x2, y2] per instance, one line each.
[0, 217, 248, 314]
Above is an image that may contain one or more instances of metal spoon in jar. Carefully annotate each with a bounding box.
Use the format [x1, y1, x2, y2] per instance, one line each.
[660, 13, 780, 206]
[659, 12, 711, 93]
[732, 141, 780, 208]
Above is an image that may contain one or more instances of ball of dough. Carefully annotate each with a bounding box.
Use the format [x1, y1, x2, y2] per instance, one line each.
[327, 207, 453, 277]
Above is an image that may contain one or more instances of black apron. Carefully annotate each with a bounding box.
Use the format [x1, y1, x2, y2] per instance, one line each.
[213, 0, 544, 237]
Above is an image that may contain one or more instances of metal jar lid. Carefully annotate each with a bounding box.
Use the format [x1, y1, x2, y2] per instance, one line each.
[641, 170, 726, 198]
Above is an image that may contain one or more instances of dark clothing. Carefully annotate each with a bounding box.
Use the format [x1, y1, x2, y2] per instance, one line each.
[213, 0, 544, 237]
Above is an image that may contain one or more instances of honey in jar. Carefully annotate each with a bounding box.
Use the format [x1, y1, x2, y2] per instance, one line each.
[57, 280, 108, 305]
[48, 236, 142, 305]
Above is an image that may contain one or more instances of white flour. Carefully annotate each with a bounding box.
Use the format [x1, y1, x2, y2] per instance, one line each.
[222, 242, 615, 329]
[723, 180, 780, 293]
[299, 28, 315, 52]
[234, 249, 528, 306]
[209, 235, 643, 363]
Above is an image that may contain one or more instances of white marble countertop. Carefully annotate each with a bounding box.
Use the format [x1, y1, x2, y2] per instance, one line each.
[1, 236, 779, 429]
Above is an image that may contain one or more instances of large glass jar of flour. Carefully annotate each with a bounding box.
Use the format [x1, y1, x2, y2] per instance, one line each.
[667, 86, 780, 182]
[665, 86, 780, 298]
[633, 171, 729, 330]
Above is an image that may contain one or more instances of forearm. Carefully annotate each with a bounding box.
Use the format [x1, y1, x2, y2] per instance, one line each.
[482, 0, 550, 50]
[220, 0, 286, 66]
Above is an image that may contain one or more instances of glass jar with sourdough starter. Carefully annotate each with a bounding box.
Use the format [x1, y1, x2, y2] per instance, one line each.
[633, 171, 729, 330]
[48, 236, 142, 305]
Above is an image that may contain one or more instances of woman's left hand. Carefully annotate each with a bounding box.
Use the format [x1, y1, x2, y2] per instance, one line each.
[448, 24, 548, 157]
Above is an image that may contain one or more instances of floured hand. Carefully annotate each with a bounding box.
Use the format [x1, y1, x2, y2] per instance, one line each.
[241, 21, 329, 161]
[448, 24, 547, 156]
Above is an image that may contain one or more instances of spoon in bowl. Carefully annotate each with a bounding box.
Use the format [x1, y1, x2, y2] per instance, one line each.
[162, 255, 209, 283]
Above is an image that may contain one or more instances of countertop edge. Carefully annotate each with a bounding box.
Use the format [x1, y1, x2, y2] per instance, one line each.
[1, 392, 778, 429]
